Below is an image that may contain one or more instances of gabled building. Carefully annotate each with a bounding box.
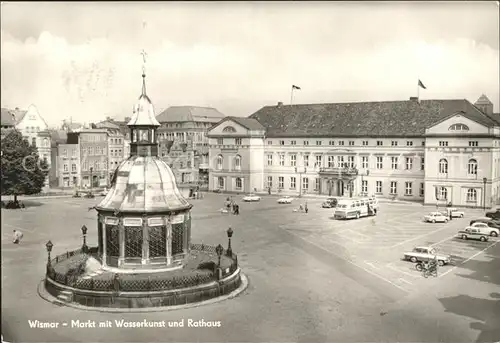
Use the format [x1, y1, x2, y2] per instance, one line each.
[156, 106, 225, 185]
[207, 96, 500, 208]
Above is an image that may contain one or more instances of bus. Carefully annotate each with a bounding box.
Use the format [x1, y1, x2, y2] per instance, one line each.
[333, 197, 378, 220]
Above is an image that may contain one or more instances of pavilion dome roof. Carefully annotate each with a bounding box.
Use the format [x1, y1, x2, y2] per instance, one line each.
[96, 155, 191, 213]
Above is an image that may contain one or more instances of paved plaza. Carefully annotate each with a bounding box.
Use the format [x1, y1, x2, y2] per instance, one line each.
[2, 193, 499, 342]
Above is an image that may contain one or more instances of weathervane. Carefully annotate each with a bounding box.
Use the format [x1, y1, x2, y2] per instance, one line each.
[140, 49, 148, 75]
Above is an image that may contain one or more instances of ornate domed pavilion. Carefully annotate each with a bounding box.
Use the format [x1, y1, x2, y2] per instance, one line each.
[95, 70, 193, 270]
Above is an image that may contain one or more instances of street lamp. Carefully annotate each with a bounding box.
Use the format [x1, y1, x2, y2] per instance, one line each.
[226, 227, 233, 257]
[295, 167, 307, 197]
[215, 244, 223, 268]
[90, 167, 94, 194]
[45, 240, 53, 266]
[483, 177, 487, 211]
[81, 225, 88, 253]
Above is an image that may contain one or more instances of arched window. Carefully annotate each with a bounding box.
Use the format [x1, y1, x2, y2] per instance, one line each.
[438, 158, 448, 174]
[467, 159, 478, 175]
[235, 177, 242, 190]
[43, 138, 49, 147]
[466, 189, 477, 202]
[439, 187, 448, 200]
[222, 126, 237, 133]
[234, 155, 241, 170]
[448, 123, 469, 131]
[216, 155, 223, 170]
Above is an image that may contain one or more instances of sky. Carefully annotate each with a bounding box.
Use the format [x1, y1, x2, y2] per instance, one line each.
[1, 1, 499, 127]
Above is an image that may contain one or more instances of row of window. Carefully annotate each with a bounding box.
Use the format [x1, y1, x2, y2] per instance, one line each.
[24, 126, 41, 133]
[215, 138, 242, 145]
[110, 149, 123, 157]
[81, 134, 107, 142]
[266, 154, 425, 171]
[265, 139, 426, 147]
[438, 158, 479, 175]
[110, 138, 123, 145]
[83, 146, 106, 155]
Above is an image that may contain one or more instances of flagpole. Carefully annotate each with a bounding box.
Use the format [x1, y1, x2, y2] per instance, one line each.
[417, 78, 420, 101]
[290, 86, 294, 106]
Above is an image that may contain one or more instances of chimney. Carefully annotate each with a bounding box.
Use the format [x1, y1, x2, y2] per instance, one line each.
[409, 97, 418, 101]
[277, 102, 283, 108]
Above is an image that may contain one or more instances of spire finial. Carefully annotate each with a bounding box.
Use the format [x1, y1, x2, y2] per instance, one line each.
[140, 49, 148, 95]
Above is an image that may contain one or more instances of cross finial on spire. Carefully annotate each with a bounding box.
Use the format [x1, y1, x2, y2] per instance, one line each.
[140, 49, 148, 95]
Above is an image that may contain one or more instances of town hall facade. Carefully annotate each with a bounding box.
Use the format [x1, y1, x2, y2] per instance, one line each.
[207, 95, 500, 208]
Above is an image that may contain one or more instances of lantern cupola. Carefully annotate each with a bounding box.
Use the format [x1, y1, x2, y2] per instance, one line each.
[128, 52, 161, 157]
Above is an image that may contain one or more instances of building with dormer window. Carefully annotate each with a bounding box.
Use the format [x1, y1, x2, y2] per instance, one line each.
[207, 95, 500, 208]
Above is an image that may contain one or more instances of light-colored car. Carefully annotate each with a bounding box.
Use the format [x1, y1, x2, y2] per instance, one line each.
[277, 196, 293, 204]
[404, 246, 451, 266]
[242, 194, 261, 202]
[444, 207, 465, 218]
[466, 222, 500, 237]
[424, 212, 449, 223]
[457, 228, 489, 242]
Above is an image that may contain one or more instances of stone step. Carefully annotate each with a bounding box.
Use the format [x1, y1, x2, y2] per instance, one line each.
[57, 294, 71, 302]
[60, 290, 72, 295]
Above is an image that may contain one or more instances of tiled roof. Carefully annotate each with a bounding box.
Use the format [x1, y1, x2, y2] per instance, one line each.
[474, 94, 493, 105]
[156, 106, 225, 123]
[1, 108, 16, 127]
[248, 99, 499, 137]
[225, 116, 265, 130]
[95, 120, 120, 129]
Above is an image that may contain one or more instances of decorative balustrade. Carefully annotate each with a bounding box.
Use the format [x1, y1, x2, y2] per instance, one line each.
[318, 167, 359, 177]
[46, 244, 238, 292]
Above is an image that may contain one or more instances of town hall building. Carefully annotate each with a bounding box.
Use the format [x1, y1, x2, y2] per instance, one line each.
[207, 95, 500, 208]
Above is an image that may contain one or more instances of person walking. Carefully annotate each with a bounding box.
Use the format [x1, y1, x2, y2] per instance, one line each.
[305, 202, 309, 214]
[12, 229, 23, 244]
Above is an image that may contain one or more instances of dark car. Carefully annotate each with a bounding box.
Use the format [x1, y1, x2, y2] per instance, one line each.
[469, 217, 500, 229]
[322, 197, 338, 208]
[485, 209, 500, 220]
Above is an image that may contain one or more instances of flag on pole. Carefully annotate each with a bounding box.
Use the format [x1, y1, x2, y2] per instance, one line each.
[292, 85, 301, 90]
[418, 80, 426, 89]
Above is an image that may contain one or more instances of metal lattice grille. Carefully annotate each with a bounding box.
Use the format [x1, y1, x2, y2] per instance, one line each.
[185, 217, 191, 248]
[105, 225, 119, 257]
[125, 226, 143, 258]
[171, 223, 184, 255]
[149, 226, 166, 258]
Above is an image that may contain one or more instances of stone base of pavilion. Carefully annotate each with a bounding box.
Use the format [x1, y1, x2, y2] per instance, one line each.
[42, 244, 243, 309]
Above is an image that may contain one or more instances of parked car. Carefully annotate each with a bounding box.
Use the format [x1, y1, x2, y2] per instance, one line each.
[457, 228, 489, 242]
[424, 212, 449, 223]
[242, 194, 261, 202]
[485, 208, 500, 220]
[469, 217, 500, 229]
[322, 197, 338, 208]
[277, 196, 293, 204]
[443, 207, 465, 218]
[100, 188, 109, 196]
[403, 246, 451, 266]
[465, 222, 499, 237]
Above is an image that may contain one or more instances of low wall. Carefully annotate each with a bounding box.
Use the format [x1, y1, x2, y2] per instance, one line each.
[45, 268, 242, 309]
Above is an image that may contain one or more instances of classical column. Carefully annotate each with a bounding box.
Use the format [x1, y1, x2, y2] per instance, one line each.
[100, 214, 107, 267]
[165, 215, 172, 265]
[118, 217, 125, 267]
[142, 215, 150, 265]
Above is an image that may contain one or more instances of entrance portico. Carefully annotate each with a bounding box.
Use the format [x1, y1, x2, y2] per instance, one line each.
[318, 167, 358, 197]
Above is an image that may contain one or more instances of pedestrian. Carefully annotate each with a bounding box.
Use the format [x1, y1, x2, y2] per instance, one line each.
[234, 204, 240, 215]
[268, 187, 271, 195]
[12, 229, 23, 244]
[305, 202, 308, 214]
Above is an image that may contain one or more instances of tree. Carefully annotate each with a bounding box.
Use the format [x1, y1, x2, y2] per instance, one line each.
[1, 130, 49, 202]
